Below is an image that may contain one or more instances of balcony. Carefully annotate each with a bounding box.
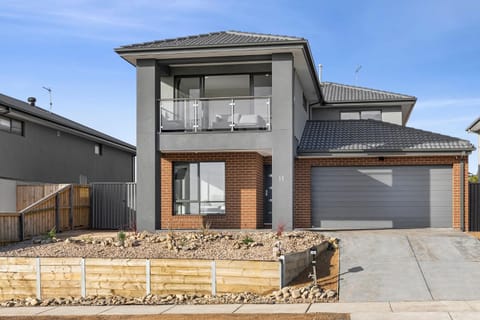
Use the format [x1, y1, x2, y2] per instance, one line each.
[159, 96, 271, 133]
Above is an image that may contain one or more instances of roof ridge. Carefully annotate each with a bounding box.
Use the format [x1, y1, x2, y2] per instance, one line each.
[322, 81, 416, 99]
[118, 31, 225, 49]
[225, 30, 304, 41]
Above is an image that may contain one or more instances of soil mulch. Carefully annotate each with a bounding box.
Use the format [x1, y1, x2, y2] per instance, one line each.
[0, 230, 329, 261]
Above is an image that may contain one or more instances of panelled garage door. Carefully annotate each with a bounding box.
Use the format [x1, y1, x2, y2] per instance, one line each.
[311, 166, 452, 229]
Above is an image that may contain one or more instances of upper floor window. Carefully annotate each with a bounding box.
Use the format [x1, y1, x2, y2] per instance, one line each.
[0, 115, 23, 136]
[340, 110, 381, 121]
[175, 73, 271, 99]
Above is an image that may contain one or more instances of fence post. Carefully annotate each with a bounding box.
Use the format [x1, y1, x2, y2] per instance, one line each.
[55, 193, 60, 232]
[36, 257, 41, 300]
[19, 213, 25, 242]
[69, 185, 74, 230]
[211, 261, 216, 297]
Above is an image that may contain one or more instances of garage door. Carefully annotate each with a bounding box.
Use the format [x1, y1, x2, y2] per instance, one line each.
[311, 166, 452, 229]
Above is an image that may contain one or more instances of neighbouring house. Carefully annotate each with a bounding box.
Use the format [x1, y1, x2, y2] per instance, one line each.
[467, 117, 480, 176]
[115, 31, 474, 231]
[0, 93, 136, 212]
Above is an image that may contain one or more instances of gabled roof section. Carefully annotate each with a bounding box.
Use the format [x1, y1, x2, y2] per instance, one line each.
[0, 93, 135, 154]
[298, 120, 474, 154]
[321, 82, 416, 104]
[116, 31, 305, 51]
[467, 117, 480, 133]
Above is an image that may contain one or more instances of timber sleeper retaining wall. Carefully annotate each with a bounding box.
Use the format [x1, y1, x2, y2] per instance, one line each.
[0, 242, 328, 300]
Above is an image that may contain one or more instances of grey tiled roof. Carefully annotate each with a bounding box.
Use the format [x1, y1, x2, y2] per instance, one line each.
[321, 82, 416, 103]
[298, 120, 474, 154]
[116, 31, 305, 51]
[0, 93, 135, 153]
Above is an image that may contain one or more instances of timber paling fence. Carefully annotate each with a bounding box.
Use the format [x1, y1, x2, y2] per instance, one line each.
[0, 185, 90, 243]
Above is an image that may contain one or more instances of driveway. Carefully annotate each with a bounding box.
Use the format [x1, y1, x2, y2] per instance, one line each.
[327, 229, 480, 302]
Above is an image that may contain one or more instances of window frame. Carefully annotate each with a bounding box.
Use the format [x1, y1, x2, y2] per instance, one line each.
[340, 110, 382, 121]
[174, 73, 272, 99]
[173, 161, 226, 215]
[0, 115, 24, 136]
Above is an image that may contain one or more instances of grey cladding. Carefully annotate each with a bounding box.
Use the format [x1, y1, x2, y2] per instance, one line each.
[0, 93, 135, 152]
[321, 82, 416, 103]
[298, 120, 474, 153]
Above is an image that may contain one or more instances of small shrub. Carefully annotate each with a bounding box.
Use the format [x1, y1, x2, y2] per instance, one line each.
[276, 223, 285, 237]
[242, 236, 254, 245]
[200, 221, 212, 236]
[117, 231, 126, 244]
[47, 227, 56, 239]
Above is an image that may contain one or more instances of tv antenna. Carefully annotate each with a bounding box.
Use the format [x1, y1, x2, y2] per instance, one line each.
[354, 65, 362, 85]
[42, 86, 53, 110]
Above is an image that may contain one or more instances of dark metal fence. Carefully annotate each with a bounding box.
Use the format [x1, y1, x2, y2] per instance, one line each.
[469, 183, 480, 231]
[90, 183, 136, 230]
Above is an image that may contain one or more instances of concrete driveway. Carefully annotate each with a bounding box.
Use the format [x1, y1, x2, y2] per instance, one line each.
[328, 229, 480, 302]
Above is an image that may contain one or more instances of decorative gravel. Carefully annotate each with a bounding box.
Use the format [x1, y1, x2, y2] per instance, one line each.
[0, 230, 327, 261]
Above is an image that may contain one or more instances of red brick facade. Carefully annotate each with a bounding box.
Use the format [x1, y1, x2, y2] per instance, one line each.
[294, 156, 469, 230]
[160, 152, 265, 229]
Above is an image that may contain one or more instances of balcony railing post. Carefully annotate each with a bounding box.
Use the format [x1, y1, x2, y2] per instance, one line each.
[193, 99, 199, 132]
[266, 98, 271, 130]
[159, 102, 162, 132]
[229, 98, 235, 132]
[183, 99, 187, 131]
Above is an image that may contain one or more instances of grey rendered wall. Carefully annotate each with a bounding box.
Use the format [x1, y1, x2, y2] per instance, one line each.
[0, 178, 16, 212]
[136, 59, 160, 231]
[293, 71, 308, 142]
[312, 106, 402, 125]
[0, 122, 133, 183]
[272, 53, 295, 230]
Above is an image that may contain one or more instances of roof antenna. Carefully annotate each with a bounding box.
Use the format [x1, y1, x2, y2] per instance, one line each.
[42, 86, 53, 110]
[318, 64, 323, 83]
[354, 65, 362, 85]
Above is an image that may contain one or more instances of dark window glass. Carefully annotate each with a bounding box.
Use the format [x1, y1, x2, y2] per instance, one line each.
[204, 75, 250, 98]
[0, 116, 10, 132]
[175, 77, 201, 99]
[361, 110, 382, 120]
[174, 162, 225, 215]
[253, 74, 272, 97]
[11, 120, 23, 135]
[340, 112, 360, 120]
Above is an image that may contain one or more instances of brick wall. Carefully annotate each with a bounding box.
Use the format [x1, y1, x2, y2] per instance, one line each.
[294, 156, 469, 230]
[160, 152, 265, 229]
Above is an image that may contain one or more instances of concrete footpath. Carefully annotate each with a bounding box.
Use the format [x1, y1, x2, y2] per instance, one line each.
[1, 301, 480, 319]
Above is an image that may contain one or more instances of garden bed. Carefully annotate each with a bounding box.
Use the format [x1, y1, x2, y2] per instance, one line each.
[0, 230, 327, 261]
[0, 230, 339, 306]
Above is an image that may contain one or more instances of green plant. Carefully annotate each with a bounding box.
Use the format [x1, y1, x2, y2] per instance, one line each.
[117, 231, 126, 244]
[200, 221, 212, 236]
[241, 236, 254, 245]
[469, 175, 478, 183]
[47, 227, 56, 239]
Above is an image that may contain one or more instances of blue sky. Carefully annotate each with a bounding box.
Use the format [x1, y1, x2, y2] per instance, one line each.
[1, 0, 479, 172]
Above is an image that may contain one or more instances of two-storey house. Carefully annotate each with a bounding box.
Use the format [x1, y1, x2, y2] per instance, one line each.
[116, 31, 474, 231]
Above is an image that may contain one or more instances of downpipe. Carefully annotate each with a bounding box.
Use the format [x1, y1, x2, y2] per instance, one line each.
[460, 153, 466, 232]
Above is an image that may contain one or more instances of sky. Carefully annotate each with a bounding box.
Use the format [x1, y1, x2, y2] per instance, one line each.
[0, 0, 479, 172]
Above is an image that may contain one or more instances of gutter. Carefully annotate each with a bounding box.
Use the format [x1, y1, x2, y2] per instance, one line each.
[297, 150, 474, 158]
